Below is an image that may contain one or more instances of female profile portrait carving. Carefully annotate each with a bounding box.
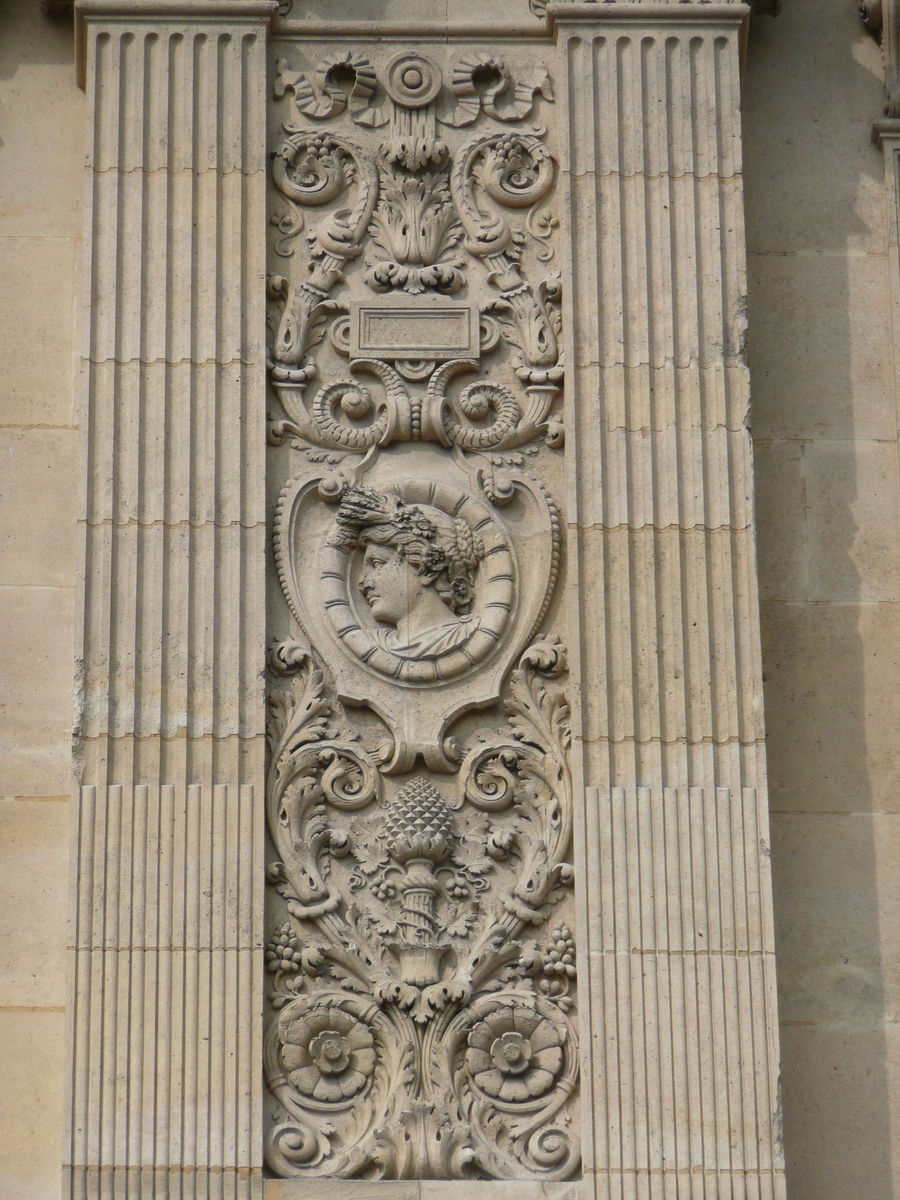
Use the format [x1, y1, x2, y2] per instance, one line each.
[328, 486, 485, 660]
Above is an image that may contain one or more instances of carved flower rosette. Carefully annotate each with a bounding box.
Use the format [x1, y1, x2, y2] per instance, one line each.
[265, 637, 579, 1179]
[265, 39, 575, 1183]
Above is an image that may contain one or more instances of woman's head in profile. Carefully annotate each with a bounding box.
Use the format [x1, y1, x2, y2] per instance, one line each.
[329, 486, 485, 655]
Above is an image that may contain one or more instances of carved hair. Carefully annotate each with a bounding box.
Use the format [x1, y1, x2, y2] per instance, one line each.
[330, 486, 485, 614]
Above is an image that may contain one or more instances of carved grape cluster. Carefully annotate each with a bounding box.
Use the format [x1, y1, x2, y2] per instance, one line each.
[267, 924, 303, 975]
[544, 924, 576, 979]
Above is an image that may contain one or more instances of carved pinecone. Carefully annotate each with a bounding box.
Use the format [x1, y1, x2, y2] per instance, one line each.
[384, 779, 456, 866]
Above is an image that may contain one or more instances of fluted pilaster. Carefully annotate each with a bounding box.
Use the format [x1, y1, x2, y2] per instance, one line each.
[555, 5, 784, 1196]
[557, 3, 763, 795]
[74, 1, 271, 791]
[67, 4, 274, 1194]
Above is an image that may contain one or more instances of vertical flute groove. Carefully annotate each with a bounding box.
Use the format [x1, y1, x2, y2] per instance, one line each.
[68, 10, 269, 1194]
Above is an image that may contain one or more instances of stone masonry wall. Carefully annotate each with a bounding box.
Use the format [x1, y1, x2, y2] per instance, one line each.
[0, 0, 897, 1196]
[0, 3, 83, 1197]
[746, 1, 900, 1196]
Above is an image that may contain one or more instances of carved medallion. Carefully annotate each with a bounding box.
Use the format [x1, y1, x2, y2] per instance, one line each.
[265, 40, 575, 1181]
[275, 445, 559, 771]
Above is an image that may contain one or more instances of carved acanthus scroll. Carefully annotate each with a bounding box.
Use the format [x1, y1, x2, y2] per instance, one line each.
[265, 638, 578, 1179]
[265, 41, 575, 1181]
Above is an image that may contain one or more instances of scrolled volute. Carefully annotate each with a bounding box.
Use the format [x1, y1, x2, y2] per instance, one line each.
[274, 53, 379, 130]
[265, 993, 404, 1178]
[444, 992, 580, 1179]
[269, 134, 377, 365]
[451, 131, 554, 257]
[266, 648, 380, 920]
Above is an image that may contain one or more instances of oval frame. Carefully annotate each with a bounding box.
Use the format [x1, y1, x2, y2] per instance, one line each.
[319, 480, 515, 684]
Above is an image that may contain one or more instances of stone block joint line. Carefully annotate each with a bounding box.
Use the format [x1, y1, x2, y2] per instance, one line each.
[65, 1, 783, 1197]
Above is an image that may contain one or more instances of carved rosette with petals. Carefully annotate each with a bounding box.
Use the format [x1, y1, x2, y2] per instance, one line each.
[263, 637, 579, 1179]
[466, 1006, 563, 1102]
[265, 41, 574, 1183]
[283, 1007, 377, 1101]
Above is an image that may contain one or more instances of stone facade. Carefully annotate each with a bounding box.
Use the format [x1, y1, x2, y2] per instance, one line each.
[1, 0, 899, 1198]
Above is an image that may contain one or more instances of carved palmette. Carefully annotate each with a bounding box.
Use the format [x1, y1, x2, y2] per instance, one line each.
[265, 41, 577, 1181]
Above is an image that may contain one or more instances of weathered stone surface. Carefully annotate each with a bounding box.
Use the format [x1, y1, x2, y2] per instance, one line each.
[761, 601, 900, 814]
[0, 428, 78, 588]
[0, 237, 77, 428]
[65, 8, 273, 1198]
[779, 1024, 900, 1200]
[754, 440, 807, 603]
[262, 34, 578, 1179]
[747, 251, 895, 442]
[0, 800, 69, 1008]
[0, 2, 85, 238]
[805, 439, 900, 603]
[254, 8, 782, 1193]
[743, 0, 885, 256]
[0, 0, 791, 1197]
[0, 1012, 66, 1200]
[772, 812, 900, 1026]
[0, 585, 75, 797]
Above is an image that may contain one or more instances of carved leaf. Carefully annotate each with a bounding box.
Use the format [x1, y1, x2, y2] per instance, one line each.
[446, 912, 478, 940]
[264, 54, 577, 1172]
[349, 826, 390, 876]
[454, 815, 495, 877]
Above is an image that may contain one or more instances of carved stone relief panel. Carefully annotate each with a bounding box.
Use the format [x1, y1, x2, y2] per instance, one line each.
[264, 36, 576, 1182]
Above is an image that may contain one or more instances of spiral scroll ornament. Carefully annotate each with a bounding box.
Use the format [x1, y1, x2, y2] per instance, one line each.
[263, 639, 578, 1179]
[265, 47, 574, 1181]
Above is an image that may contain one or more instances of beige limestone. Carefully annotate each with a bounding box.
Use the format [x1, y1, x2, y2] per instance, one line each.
[760, 601, 900, 814]
[0, 3, 86, 239]
[771, 812, 900, 1026]
[64, 5, 274, 1196]
[0, 799, 69, 1008]
[13, 0, 900, 1196]
[0, 585, 75, 797]
[804, 439, 900, 602]
[0, 10, 82, 1200]
[0, 236, 78, 428]
[0, 428, 78, 587]
[272, 1185, 581, 1200]
[744, 1, 900, 1197]
[0, 1011, 66, 1200]
[748, 250, 895, 441]
[742, 0, 885, 257]
[753, 441, 806, 603]
[248, 3, 781, 1192]
[778, 1024, 900, 1200]
[65, 783, 264, 1197]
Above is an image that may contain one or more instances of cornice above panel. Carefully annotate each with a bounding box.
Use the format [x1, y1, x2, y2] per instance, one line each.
[860, 0, 900, 117]
[73, 0, 278, 87]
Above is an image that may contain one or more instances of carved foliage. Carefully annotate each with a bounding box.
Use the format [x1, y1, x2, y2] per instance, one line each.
[268, 49, 563, 419]
[264, 638, 579, 1179]
[450, 132, 561, 382]
[266, 43, 574, 1183]
[365, 146, 466, 295]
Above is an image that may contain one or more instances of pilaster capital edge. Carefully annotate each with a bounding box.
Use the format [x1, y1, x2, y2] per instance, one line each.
[270, 16, 552, 38]
[548, 1, 752, 26]
[75, 0, 277, 88]
[859, 0, 900, 117]
[872, 116, 900, 144]
[75, 0, 278, 19]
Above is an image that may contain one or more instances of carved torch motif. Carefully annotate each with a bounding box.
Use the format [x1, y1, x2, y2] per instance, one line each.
[264, 44, 576, 1182]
